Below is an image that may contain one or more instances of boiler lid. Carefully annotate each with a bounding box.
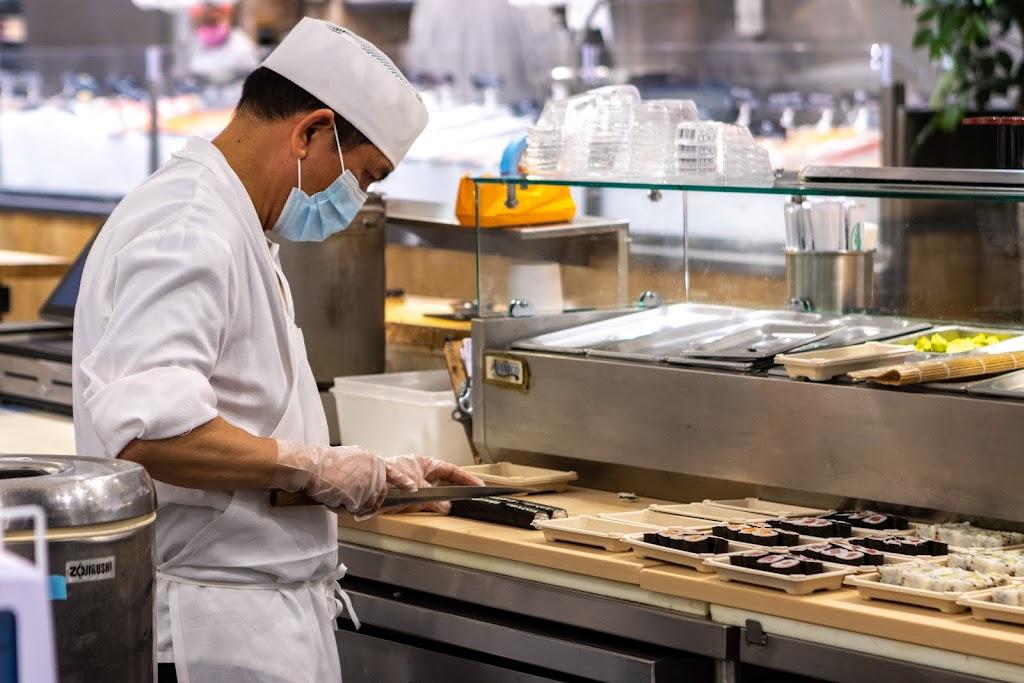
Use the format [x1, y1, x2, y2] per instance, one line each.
[0, 455, 156, 530]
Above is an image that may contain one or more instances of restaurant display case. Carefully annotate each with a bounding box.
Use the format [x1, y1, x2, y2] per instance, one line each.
[468, 171, 1024, 525]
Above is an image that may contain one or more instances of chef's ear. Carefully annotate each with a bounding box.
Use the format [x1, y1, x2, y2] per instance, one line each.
[289, 108, 336, 159]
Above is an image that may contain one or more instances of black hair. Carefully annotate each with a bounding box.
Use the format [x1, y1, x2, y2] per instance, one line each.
[236, 67, 370, 151]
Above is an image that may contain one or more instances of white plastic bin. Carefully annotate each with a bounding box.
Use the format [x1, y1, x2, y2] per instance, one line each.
[330, 370, 474, 466]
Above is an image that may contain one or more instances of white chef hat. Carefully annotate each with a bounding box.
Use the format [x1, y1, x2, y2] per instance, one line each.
[262, 18, 428, 166]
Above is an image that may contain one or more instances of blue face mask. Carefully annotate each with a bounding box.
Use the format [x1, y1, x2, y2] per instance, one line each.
[271, 125, 368, 242]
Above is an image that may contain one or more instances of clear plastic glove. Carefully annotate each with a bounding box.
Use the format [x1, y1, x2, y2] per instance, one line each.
[382, 454, 485, 515]
[270, 440, 417, 516]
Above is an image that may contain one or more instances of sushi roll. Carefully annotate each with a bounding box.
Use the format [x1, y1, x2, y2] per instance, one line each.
[877, 564, 907, 585]
[733, 549, 770, 568]
[948, 554, 973, 570]
[993, 587, 1023, 606]
[776, 529, 802, 546]
[768, 558, 802, 575]
[901, 566, 939, 589]
[679, 534, 714, 554]
[657, 531, 682, 548]
[743, 528, 782, 546]
[643, 531, 660, 545]
[798, 557, 825, 575]
[755, 554, 787, 570]
[829, 549, 867, 566]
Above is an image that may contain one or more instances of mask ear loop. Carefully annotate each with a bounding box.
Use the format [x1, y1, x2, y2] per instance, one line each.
[296, 157, 301, 193]
[334, 122, 346, 174]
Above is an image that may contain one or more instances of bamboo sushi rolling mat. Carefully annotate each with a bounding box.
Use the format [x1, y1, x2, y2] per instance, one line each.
[850, 350, 1024, 386]
[338, 487, 1024, 670]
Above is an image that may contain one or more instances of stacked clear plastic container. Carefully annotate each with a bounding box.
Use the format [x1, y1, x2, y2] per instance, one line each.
[523, 85, 772, 185]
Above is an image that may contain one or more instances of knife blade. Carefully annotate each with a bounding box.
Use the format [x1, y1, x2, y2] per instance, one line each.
[269, 485, 535, 508]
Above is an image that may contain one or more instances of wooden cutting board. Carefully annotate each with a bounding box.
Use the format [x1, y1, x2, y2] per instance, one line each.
[337, 487, 667, 584]
[640, 564, 1024, 667]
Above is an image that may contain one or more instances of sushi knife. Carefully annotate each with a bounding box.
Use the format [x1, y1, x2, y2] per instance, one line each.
[269, 485, 535, 508]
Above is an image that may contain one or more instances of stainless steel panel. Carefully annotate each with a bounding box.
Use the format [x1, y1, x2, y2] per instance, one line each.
[337, 628, 563, 683]
[739, 626, 998, 683]
[0, 456, 155, 529]
[967, 370, 1024, 400]
[8, 524, 155, 683]
[342, 580, 700, 682]
[474, 316, 1024, 522]
[339, 542, 736, 659]
[0, 352, 73, 409]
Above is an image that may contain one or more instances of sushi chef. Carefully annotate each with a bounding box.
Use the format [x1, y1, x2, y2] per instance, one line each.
[72, 18, 481, 683]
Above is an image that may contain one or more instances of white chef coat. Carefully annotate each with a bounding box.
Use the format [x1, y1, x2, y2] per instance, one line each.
[72, 136, 344, 681]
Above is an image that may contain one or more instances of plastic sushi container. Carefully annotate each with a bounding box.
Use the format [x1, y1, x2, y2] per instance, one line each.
[775, 342, 916, 381]
[844, 571, 974, 613]
[648, 502, 775, 522]
[596, 509, 714, 529]
[909, 522, 1024, 553]
[843, 559, 1017, 613]
[533, 515, 662, 552]
[622, 532, 758, 572]
[957, 586, 1024, 625]
[461, 462, 578, 493]
[703, 555, 855, 595]
[701, 497, 830, 518]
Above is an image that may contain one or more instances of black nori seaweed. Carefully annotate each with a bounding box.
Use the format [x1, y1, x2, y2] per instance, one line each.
[450, 497, 549, 529]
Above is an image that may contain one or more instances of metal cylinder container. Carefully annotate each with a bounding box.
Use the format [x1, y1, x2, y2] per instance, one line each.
[785, 250, 874, 314]
[0, 455, 156, 683]
[271, 193, 387, 443]
[272, 192, 387, 383]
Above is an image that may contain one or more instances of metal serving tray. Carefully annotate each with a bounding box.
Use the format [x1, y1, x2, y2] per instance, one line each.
[666, 321, 841, 361]
[790, 315, 932, 353]
[588, 310, 828, 364]
[510, 303, 744, 355]
[966, 369, 1024, 400]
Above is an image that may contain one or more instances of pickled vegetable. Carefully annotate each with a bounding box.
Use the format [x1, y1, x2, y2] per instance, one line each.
[909, 331, 1006, 354]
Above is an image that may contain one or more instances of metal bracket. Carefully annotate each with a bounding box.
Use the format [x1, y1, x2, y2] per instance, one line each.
[505, 184, 519, 209]
[637, 290, 663, 309]
[745, 619, 768, 647]
[508, 299, 535, 317]
[785, 297, 811, 312]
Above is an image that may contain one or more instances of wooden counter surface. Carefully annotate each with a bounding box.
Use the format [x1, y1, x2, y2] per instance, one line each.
[385, 294, 470, 350]
[338, 488, 664, 584]
[0, 249, 68, 278]
[338, 486, 1024, 669]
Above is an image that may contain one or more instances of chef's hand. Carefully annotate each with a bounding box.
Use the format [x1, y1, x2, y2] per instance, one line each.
[270, 440, 417, 516]
[381, 454, 485, 515]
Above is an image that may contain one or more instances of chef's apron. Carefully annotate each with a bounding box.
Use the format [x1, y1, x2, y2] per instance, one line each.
[156, 268, 349, 682]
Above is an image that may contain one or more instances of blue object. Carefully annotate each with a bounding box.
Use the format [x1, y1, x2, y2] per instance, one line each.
[271, 125, 368, 242]
[47, 576, 66, 602]
[0, 611, 16, 683]
[499, 133, 528, 177]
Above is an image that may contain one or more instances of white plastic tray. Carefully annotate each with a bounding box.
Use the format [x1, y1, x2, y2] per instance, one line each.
[596, 509, 714, 529]
[701, 497, 829, 517]
[776, 342, 916, 381]
[622, 532, 756, 572]
[910, 523, 1024, 553]
[958, 588, 1024, 625]
[648, 502, 774, 522]
[533, 515, 661, 552]
[703, 555, 854, 595]
[462, 462, 578, 493]
[844, 570, 983, 613]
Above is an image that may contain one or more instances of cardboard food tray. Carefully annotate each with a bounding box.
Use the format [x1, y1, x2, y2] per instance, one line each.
[958, 588, 1024, 625]
[703, 555, 854, 595]
[775, 342, 915, 381]
[843, 571, 981, 613]
[596, 509, 714, 529]
[622, 532, 756, 572]
[462, 462, 578, 493]
[533, 515, 661, 553]
[648, 502, 774, 522]
[701, 497, 829, 517]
